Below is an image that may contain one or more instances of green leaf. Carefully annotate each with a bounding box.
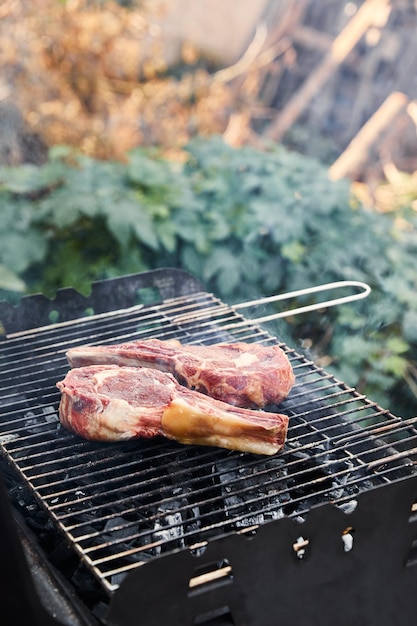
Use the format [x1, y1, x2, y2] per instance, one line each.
[203, 246, 241, 294]
[38, 190, 88, 228]
[385, 336, 409, 355]
[105, 197, 142, 248]
[205, 211, 231, 241]
[132, 210, 160, 250]
[0, 230, 46, 273]
[281, 240, 306, 263]
[155, 220, 178, 253]
[127, 150, 174, 188]
[402, 310, 417, 344]
[0, 162, 64, 194]
[380, 354, 408, 377]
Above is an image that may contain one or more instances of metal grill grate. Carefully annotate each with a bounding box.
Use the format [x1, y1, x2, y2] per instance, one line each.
[1, 271, 417, 598]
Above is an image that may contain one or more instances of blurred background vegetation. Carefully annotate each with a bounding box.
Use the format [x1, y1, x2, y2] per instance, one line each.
[1, 0, 417, 417]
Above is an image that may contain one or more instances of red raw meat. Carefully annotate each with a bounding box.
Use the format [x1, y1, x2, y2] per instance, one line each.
[66, 339, 295, 409]
[57, 365, 289, 455]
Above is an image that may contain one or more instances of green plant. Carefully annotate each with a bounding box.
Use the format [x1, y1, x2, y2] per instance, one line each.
[0, 137, 416, 417]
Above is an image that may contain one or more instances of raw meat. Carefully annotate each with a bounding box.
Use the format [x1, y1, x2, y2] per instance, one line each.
[66, 339, 295, 409]
[57, 365, 289, 455]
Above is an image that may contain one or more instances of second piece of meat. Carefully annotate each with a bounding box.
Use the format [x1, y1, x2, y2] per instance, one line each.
[66, 339, 295, 409]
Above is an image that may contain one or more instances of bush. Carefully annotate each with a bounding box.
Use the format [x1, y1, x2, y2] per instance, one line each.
[1, 137, 416, 416]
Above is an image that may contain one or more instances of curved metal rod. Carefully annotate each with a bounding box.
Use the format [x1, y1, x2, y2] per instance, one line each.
[232, 280, 371, 323]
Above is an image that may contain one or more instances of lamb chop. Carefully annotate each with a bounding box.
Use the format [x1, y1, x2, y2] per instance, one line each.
[65, 339, 295, 409]
[57, 365, 289, 455]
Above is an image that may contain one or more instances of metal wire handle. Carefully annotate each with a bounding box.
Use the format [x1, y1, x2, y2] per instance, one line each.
[233, 280, 371, 323]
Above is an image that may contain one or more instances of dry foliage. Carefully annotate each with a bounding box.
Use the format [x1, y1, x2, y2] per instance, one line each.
[1, 0, 245, 160]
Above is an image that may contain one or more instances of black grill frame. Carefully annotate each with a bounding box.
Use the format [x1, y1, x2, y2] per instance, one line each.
[1, 269, 417, 626]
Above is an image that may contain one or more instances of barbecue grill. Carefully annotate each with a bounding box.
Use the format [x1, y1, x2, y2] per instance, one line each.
[1, 268, 417, 626]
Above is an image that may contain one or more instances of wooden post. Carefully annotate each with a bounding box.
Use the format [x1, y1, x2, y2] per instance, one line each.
[407, 100, 417, 129]
[265, 0, 392, 142]
[328, 91, 409, 180]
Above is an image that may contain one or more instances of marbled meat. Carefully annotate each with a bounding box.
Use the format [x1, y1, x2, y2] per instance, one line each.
[57, 365, 289, 455]
[66, 339, 295, 409]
